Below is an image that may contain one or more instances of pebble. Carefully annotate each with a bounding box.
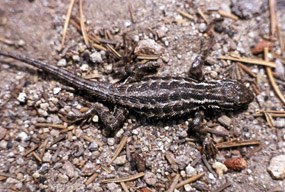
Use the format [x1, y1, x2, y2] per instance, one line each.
[185, 164, 197, 177]
[63, 161, 75, 178]
[107, 183, 122, 191]
[88, 141, 98, 151]
[80, 63, 90, 72]
[107, 138, 115, 146]
[0, 127, 7, 140]
[43, 151, 53, 162]
[184, 184, 194, 192]
[131, 129, 139, 135]
[275, 118, 285, 128]
[123, 19, 132, 28]
[17, 132, 29, 142]
[144, 171, 157, 186]
[267, 155, 285, 180]
[37, 108, 48, 117]
[212, 162, 228, 177]
[58, 173, 69, 183]
[134, 39, 164, 55]
[210, 71, 218, 79]
[92, 115, 99, 123]
[17, 92, 26, 103]
[230, 0, 264, 19]
[57, 58, 67, 67]
[72, 54, 80, 62]
[217, 115, 232, 127]
[53, 87, 62, 95]
[198, 23, 207, 33]
[90, 51, 103, 63]
[113, 155, 127, 165]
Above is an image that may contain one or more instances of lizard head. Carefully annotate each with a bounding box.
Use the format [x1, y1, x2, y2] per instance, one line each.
[222, 80, 254, 109]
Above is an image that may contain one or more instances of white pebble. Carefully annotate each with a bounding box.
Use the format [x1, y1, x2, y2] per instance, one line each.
[57, 59, 67, 67]
[17, 92, 26, 103]
[53, 87, 62, 95]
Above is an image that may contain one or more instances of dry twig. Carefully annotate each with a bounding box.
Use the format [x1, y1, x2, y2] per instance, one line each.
[61, 0, 76, 49]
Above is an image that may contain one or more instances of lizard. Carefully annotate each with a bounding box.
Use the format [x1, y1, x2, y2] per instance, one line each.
[0, 50, 254, 155]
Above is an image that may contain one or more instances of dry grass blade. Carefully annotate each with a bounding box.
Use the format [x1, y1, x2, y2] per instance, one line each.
[35, 123, 67, 129]
[197, 8, 208, 24]
[219, 55, 276, 68]
[108, 136, 128, 165]
[176, 9, 194, 20]
[218, 10, 238, 20]
[79, 0, 89, 46]
[212, 181, 232, 192]
[167, 173, 180, 192]
[237, 62, 257, 78]
[61, 0, 76, 50]
[32, 151, 42, 162]
[269, 0, 277, 37]
[136, 54, 159, 60]
[264, 112, 275, 127]
[216, 139, 261, 149]
[24, 145, 39, 156]
[106, 44, 122, 58]
[101, 172, 144, 183]
[85, 173, 99, 185]
[264, 48, 285, 104]
[120, 182, 130, 192]
[176, 173, 204, 189]
[276, 24, 285, 54]
[256, 110, 285, 114]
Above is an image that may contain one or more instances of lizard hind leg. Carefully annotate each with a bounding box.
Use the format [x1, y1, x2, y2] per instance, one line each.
[187, 111, 218, 158]
[64, 102, 129, 137]
[92, 103, 129, 137]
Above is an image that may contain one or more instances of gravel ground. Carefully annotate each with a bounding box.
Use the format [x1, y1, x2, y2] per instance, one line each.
[0, 0, 285, 192]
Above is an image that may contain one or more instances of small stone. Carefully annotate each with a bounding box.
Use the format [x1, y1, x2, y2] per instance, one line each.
[43, 151, 52, 162]
[0, 127, 7, 140]
[32, 171, 40, 179]
[90, 51, 103, 63]
[275, 118, 285, 128]
[144, 171, 157, 186]
[230, 0, 264, 19]
[124, 19, 132, 28]
[185, 164, 197, 177]
[134, 39, 164, 55]
[107, 138, 115, 146]
[198, 23, 207, 33]
[92, 115, 99, 123]
[184, 184, 193, 192]
[63, 161, 75, 178]
[268, 155, 285, 180]
[17, 132, 29, 142]
[80, 63, 90, 72]
[17, 92, 26, 103]
[217, 115, 232, 127]
[57, 59, 67, 67]
[212, 162, 228, 177]
[37, 108, 48, 117]
[210, 71, 218, 79]
[58, 173, 69, 183]
[17, 39, 25, 47]
[131, 129, 139, 135]
[88, 142, 98, 151]
[213, 126, 229, 143]
[107, 183, 122, 191]
[53, 87, 62, 95]
[113, 155, 127, 165]
[72, 55, 80, 62]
